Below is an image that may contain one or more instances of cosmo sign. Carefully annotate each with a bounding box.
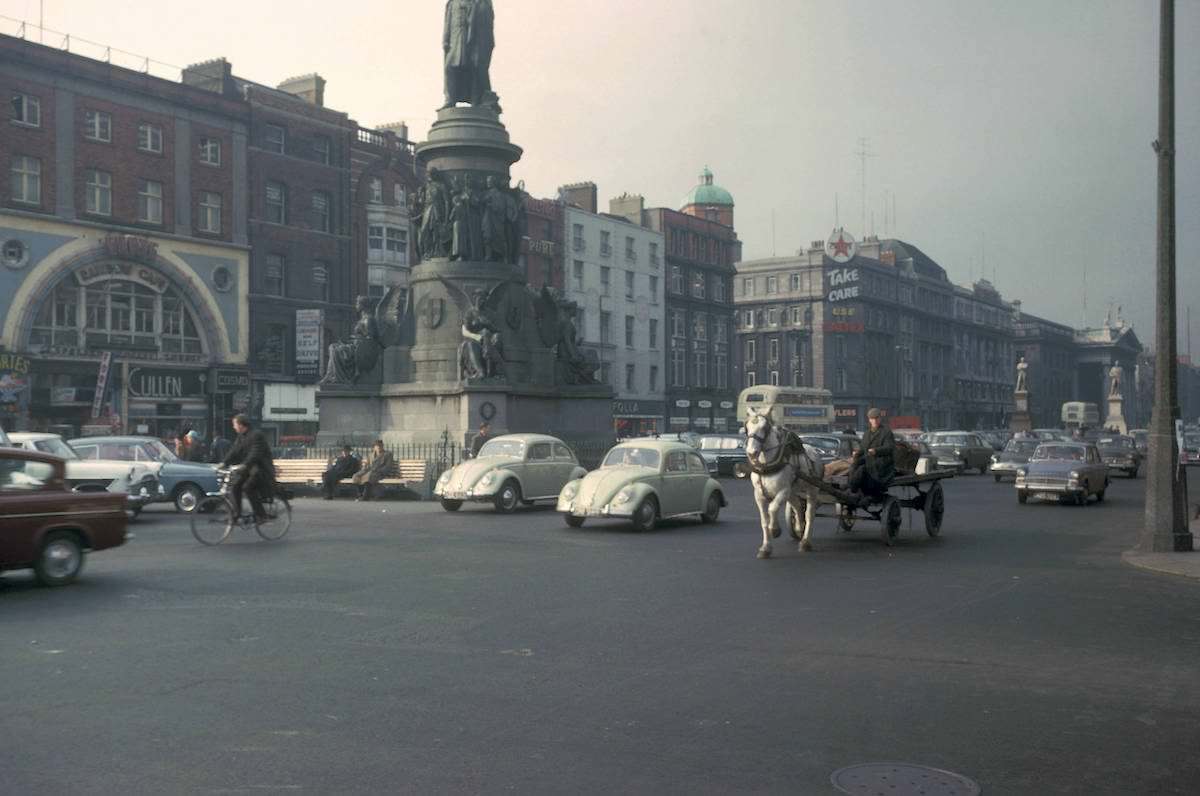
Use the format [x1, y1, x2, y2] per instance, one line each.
[826, 267, 860, 303]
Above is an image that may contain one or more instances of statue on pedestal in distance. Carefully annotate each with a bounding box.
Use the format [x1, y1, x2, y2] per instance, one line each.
[442, 0, 500, 112]
[1109, 362, 1124, 399]
[1014, 356, 1028, 393]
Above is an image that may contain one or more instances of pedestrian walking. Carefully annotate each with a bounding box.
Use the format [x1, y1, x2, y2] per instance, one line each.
[352, 441, 395, 501]
[322, 445, 362, 500]
[469, 421, 491, 458]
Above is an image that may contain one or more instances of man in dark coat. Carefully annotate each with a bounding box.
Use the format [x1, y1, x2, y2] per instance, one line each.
[221, 414, 276, 521]
[849, 408, 895, 498]
[352, 441, 395, 501]
[469, 421, 491, 458]
[209, 435, 232, 464]
[322, 445, 361, 500]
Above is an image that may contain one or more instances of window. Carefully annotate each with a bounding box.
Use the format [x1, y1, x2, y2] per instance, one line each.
[745, 371, 757, 388]
[691, 271, 706, 299]
[198, 137, 221, 166]
[10, 155, 40, 204]
[394, 183, 406, 207]
[712, 276, 726, 302]
[11, 93, 39, 126]
[670, 266, 684, 294]
[266, 182, 287, 224]
[265, 124, 286, 154]
[714, 353, 727, 389]
[84, 110, 111, 142]
[600, 362, 612, 387]
[649, 365, 659, 392]
[572, 223, 584, 251]
[768, 308, 778, 326]
[137, 180, 163, 224]
[368, 225, 384, 251]
[767, 276, 778, 294]
[625, 363, 636, 391]
[649, 275, 659, 304]
[625, 315, 635, 347]
[264, 254, 285, 296]
[769, 338, 779, 363]
[312, 191, 331, 233]
[625, 270, 635, 299]
[715, 320, 728, 343]
[693, 312, 707, 340]
[649, 318, 658, 349]
[600, 230, 611, 257]
[313, 262, 329, 302]
[770, 370, 780, 386]
[600, 266, 611, 296]
[743, 277, 754, 296]
[600, 311, 612, 345]
[791, 306, 804, 325]
[649, 241, 659, 265]
[386, 227, 407, 260]
[313, 136, 331, 165]
[369, 178, 383, 204]
[671, 348, 686, 387]
[198, 191, 221, 233]
[84, 169, 112, 216]
[263, 324, 287, 373]
[137, 123, 163, 153]
[0, 458, 55, 492]
[670, 309, 685, 338]
[745, 339, 756, 363]
[625, 236, 636, 260]
[693, 351, 707, 388]
[572, 260, 584, 291]
[836, 368, 848, 391]
[790, 273, 801, 291]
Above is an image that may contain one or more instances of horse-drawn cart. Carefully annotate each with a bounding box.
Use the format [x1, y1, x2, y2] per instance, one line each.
[789, 467, 954, 546]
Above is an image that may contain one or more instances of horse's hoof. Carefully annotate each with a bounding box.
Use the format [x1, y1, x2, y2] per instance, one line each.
[800, 540, 813, 552]
[771, 525, 781, 539]
[757, 548, 772, 559]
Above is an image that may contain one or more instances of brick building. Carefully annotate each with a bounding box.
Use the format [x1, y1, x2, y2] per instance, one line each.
[0, 33, 251, 438]
[349, 122, 419, 305]
[520, 195, 563, 290]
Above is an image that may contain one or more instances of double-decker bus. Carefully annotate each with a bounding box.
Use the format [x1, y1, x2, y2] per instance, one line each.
[1061, 401, 1100, 431]
[737, 386, 834, 432]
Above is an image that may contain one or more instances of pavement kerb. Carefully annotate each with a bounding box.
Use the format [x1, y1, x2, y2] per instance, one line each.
[1122, 530, 1200, 581]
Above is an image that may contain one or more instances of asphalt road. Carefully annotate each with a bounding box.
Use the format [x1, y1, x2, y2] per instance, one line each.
[3, 470, 1199, 795]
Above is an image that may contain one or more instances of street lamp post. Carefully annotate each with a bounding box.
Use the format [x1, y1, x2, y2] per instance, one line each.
[1139, 0, 1192, 552]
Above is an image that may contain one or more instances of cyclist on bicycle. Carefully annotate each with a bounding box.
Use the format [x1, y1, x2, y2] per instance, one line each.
[221, 414, 276, 523]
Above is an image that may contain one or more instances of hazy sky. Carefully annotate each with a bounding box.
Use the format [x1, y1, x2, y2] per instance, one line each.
[7, 0, 1198, 349]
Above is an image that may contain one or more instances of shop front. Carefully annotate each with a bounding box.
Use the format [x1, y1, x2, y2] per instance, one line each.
[126, 366, 209, 440]
[0, 352, 32, 432]
[262, 384, 320, 448]
[613, 399, 664, 439]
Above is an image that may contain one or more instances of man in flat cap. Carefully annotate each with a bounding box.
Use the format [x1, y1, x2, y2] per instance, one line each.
[849, 408, 895, 498]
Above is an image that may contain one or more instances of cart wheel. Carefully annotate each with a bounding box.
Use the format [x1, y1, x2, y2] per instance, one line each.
[923, 481, 945, 537]
[880, 496, 901, 546]
[838, 504, 856, 533]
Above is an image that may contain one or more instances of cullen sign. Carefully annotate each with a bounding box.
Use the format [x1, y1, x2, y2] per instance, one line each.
[128, 368, 205, 399]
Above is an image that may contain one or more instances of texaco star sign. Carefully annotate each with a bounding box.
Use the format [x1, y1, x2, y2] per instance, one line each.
[826, 228, 857, 263]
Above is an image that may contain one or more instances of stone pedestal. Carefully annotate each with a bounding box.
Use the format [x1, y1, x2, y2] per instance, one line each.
[1105, 396, 1128, 435]
[1009, 391, 1032, 433]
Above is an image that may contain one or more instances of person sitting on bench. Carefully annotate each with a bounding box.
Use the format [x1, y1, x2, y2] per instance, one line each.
[322, 445, 361, 500]
[352, 441, 395, 501]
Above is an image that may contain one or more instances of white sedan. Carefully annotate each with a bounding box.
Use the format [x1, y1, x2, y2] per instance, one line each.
[435, 434, 587, 513]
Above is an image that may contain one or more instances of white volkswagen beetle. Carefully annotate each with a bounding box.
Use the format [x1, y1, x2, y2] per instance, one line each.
[557, 439, 726, 531]
[434, 433, 587, 513]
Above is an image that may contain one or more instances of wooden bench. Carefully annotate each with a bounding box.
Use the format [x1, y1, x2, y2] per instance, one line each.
[274, 459, 431, 499]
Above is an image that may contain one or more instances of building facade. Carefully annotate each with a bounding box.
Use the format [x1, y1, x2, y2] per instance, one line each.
[1013, 308, 1080, 429]
[562, 195, 666, 437]
[0, 33, 251, 438]
[349, 122, 419, 306]
[521, 195, 564, 290]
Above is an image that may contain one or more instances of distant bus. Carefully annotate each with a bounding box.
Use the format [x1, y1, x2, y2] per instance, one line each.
[1061, 401, 1100, 430]
[737, 386, 834, 432]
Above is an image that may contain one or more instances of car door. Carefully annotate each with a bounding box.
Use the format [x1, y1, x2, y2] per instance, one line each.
[0, 455, 62, 567]
[685, 452, 710, 512]
[1086, 446, 1105, 493]
[552, 443, 578, 491]
[523, 442, 554, 497]
[660, 450, 692, 515]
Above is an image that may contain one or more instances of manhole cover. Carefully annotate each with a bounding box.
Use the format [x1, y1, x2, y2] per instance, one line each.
[831, 763, 980, 796]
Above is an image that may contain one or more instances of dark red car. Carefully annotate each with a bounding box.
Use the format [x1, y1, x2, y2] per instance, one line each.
[0, 448, 129, 586]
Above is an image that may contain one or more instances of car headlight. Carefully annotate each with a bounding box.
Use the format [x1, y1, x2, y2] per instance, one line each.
[477, 473, 496, 488]
[954, 449, 963, 459]
[561, 481, 579, 501]
[1069, 470, 1080, 479]
[613, 486, 635, 505]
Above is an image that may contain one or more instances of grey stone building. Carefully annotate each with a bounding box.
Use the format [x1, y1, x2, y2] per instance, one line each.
[1013, 308, 1079, 429]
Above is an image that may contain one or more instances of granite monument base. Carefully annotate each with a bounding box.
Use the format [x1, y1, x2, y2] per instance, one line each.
[1105, 396, 1128, 435]
[1009, 392, 1032, 433]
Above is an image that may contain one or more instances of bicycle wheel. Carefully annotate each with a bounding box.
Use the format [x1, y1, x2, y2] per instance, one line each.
[191, 496, 233, 545]
[255, 492, 292, 541]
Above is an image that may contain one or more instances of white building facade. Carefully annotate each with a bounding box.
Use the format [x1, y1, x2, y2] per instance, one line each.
[563, 204, 666, 437]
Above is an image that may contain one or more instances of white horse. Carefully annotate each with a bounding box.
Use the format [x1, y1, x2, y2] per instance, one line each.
[743, 408, 826, 559]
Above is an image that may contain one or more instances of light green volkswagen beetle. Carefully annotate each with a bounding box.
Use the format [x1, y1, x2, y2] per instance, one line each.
[434, 434, 587, 513]
[557, 439, 726, 531]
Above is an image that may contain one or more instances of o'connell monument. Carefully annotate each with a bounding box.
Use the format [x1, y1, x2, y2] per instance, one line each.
[317, 0, 612, 448]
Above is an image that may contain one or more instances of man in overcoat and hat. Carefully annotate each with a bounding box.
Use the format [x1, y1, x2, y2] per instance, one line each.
[849, 408, 895, 498]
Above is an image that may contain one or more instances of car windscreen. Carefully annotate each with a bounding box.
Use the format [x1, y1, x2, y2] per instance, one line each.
[931, 435, 971, 446]
[699, 436, 726, 450]
[603, 447, 661, 469]
[144, 439, 180, 462]
[1097, 438, 1132, 448]
[1004, 440, 1039, 454]
[478, 439, 525, 458]
[33, 437, 79, 459]
[1032, 445, 1084, 461]
[1185, 435, 1200, 448]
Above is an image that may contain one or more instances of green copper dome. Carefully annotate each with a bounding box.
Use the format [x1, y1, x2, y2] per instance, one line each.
[681, 166, 734, 208]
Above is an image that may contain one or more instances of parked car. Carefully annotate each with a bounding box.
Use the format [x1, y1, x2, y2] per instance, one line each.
[1095, 435, 1142, 478]
[9, 433, 161, 518]
[799, 434, 842, 464]
[69, 436, 219, 513]
[698, 434, 746, 477]
[925, 431, 994, 474]
[1183, 433, 1200, 466]
[989, 438, 1041, 482]
[0, 447, 129, 586]
[557, 439, 725, 531]
[434, 434, 587, 513]
[1015, 442, 1109, 505]
[1129, 429, 1149, 455]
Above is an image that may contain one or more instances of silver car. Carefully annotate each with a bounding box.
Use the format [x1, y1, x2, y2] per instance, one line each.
[990, 438, 1041, 482]
[9, 432, 161, 518]
[435, 434, 587, 513]
[1015, 442, 1109, 505]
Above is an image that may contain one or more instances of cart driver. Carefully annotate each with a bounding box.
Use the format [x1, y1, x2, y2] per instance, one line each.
[849, 408, 895, 498]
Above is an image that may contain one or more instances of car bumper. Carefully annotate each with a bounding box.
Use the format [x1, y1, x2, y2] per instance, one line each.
[1016, 482, 1085, 496]
[935, 459, 966, 472]
[557, 500, 632, 519]
[436, 485, 499, 502]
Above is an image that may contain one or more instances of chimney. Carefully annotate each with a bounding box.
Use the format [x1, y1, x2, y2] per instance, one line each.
[559, 182, 597, 214]
[379, 121, 409, 141]
[277, 73, 326, 107]
[182, 58, 236, 97]
[609, 193, 645, 226]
